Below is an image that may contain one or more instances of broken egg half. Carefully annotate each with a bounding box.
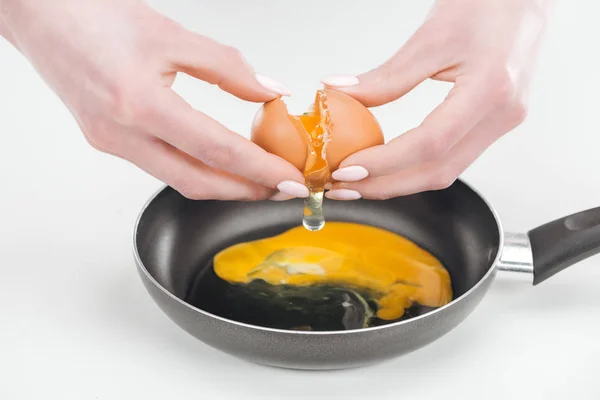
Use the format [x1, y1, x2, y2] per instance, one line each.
[250, 89, 385, 191]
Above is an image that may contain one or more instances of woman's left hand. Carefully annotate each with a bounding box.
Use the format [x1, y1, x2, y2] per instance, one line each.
[322, 0, 553, 200]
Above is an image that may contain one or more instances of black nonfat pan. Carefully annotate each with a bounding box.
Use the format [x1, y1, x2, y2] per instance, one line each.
[133, 179, 600, 370]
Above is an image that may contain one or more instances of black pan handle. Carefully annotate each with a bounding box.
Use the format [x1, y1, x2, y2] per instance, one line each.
[528, 206, 600, 285]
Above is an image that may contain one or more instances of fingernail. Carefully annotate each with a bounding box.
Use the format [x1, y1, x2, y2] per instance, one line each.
[325, 189, 362, 200]
[277, 180, 309, 198]
[332, 166, 369, 182]
[269, 192, 295, 201]
[255, 73, 292, 96]
[321, 75, 360, 88]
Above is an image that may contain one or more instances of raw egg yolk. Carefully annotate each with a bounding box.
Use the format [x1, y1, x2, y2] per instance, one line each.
[295, 90, 331, 192]
[213, 222, 453, 321]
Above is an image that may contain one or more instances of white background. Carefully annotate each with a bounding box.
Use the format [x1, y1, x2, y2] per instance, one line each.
[2, 1, 600, 399]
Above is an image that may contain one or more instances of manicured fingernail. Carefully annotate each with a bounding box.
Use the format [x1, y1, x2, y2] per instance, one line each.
[321, 75, 360, 87]
[269, 192, 295, 201]
[324, 182, 333, 190]
[332, 166, 369, 182]
[255, 73, 292, 96]
[277, 180, 309, 198]
[325, 189, 362, 200]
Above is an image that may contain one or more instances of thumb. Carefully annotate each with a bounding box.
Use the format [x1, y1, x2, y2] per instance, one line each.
[169, 30, 290, 102]
[321, 41, 440, 107]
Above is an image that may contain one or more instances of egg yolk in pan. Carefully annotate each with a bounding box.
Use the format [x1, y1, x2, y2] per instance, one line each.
[213, 222, 453, 321]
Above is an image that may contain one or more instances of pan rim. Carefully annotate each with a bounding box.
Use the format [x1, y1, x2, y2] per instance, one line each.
[132, 179, 504, 336]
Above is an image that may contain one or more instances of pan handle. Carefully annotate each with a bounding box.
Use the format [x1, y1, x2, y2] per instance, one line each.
[527, 206, 600, 285]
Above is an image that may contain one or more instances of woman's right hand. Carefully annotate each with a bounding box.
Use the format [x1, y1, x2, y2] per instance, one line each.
[0, 0, 309, 201]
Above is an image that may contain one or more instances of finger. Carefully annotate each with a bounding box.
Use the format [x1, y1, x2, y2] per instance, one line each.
[141, 88, 308, 196]
[321, 37, 445, 107]
[333, 77, 496, 180]
[125, 136, 276, 201]
[168, 30, 290, 102]
[327, 103, 526, 200]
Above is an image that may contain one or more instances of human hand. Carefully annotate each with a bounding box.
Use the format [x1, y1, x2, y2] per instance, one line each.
[322, 0, 552, 200]
[0, 0, 309, 201]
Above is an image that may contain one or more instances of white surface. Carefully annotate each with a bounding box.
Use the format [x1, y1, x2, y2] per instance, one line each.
[2, 1, 600, 399]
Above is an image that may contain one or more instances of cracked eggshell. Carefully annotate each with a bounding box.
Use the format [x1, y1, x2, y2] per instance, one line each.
[250, 96, 309, 171]
[250, 89, 385, 173]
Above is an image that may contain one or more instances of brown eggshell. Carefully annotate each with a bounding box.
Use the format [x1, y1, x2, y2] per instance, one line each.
[250, 97, 308, 171]
[250, 89, 384, 174]
[323, 89, 384, 171]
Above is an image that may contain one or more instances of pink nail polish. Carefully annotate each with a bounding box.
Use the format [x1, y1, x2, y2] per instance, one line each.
[325, 189, 362, 200]
[255, 73, 292, 96]
[332, 166, 369, 182]
[277, 180, 309, 198]
[321, 75, 360, 88]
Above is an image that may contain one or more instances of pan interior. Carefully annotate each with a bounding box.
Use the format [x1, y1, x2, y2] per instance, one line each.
[135, 181, 500, 330]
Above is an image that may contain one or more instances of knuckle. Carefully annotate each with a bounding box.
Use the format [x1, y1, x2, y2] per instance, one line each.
[483, 67, 518, 107]
[85, 137, 110, 153]
[174, 181, 206, 200]
[81, 120, 117, 154]
[169, 173, 210, 200]
[427, 165, 459, 191]
[106, 84, 153, 127]
[508, 101, 528, 125]
[178, 189, 200, 201]
[237, 189, 266, 202]
[372, 62, 394, 88]
[370, 188, 394, 201]
[364, 62, 398, 105]
[199, 143, 233, 169]
[376, 192, 394, 201]
[222, 46, 246, 66]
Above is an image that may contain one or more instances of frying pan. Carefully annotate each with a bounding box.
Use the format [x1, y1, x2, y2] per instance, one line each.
[133, 179, 600, 370]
